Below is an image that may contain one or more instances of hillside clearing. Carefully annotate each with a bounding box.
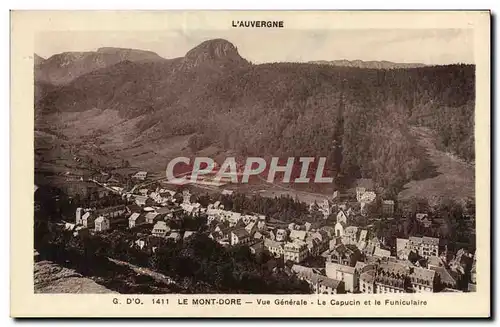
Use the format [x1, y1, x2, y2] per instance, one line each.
[398, 126, 474, 206]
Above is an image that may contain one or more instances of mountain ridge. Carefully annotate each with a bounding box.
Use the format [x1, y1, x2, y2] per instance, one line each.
[309, 59, 426, 69]
[34, 48, 165, 85]
[34, 38, 475, 194]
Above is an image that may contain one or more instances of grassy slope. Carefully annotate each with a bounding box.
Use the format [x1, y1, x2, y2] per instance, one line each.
[398, 126, 474, 206]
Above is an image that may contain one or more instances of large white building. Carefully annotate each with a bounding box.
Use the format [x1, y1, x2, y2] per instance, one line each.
[284, 241, 309, 263]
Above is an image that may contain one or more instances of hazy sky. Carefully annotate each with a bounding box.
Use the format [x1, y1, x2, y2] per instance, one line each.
[35, 29, 474, 65]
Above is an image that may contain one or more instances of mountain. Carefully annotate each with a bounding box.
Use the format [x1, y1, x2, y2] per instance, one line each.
[181, 38, 249, 69]
[35, 39, 475, 195]
[309, 60, 426, 69]
[34, 47, 165, 85]
[34, 53, 46, 67]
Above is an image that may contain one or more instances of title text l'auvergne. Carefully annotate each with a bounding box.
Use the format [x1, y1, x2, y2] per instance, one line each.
[232, 20, 284, 28]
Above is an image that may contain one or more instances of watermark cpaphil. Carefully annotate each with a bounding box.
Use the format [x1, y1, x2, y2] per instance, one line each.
[165, 157, 334, 184]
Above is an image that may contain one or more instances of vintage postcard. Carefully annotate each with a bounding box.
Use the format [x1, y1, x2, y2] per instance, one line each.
[10, 10, 490, 318]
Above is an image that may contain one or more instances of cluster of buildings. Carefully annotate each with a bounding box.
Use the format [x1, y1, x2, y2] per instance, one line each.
[71, 181, 201, 240]
[286, 200, 476, 294]
[64, 170, 476, 294]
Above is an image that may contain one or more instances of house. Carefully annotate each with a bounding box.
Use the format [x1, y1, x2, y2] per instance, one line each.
[289, 230, 307, 242]
[471, 251, 477, 284]
[231, 229, 251, 246]
[367, 236, 383, 250]
[133, 171, 148, 180]
[359, 270, 376, 293]
[430, 266, 458, 290]
[152, 221, 170, 238]
[320, 226, 336, 238]
[317, 199, 331, 218]
[228, 212, 242, 227]
[241, 215, 253, 225]
[253, 231, 263, 240]
[135, 195, 149, 206]
[342, 226, 359, 245]
[416, 213, 432, 228]
[96, 205, 127, 220]
[374, 262, 410, 293]
[182, 190, 192, 204]
[357, 189, 376, 215]
[305, 273, 344, 294]
[334, 221, 346, 238]
[284, 241, 309, 263]
[357, 229, 368, 249]
[128, 212, 144, 229]
[276, 229, 288, 242]
[166, 231, 181, 242]
[305, 237, 322, 256]
[363, 244, 376, 257]
[81, 211, 96, 228]
[354, 261, 367, 273]
[449, 248, 473, 275]
[293, 264, 343, 294]
[183, 231, 195, 240]
[408, 236, 440, 258]
[181, 202, 201, 216]
[249, 241, 264, 257]
[409, 267, 436, 293]
[264, 239, 284, 257]
[328, 244, 362, 267]
[312, 230, 329, 244]
[373, 247, 391, 258]
[356, 187, 366, 201]
[336, 210, 348, 225]
[329, 237, 342, 251]
[145, 212, 161, 224]
[245, 222, 258, 236]
[94, 216, 110, 232]
[382, 200, 395, 216]
[291, 264, 315, 276]
[325, 262, 358, 293]
[396, 238, 411, 260]
[357, 190, 376, 204]
[75, 207, 84, 225]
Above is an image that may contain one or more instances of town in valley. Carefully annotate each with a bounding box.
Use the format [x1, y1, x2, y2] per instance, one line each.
[34, 163, 476, 295]
[33, 33, 476, 295]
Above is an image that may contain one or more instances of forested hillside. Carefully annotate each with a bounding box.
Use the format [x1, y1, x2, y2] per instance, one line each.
[35, 39, 475, 194]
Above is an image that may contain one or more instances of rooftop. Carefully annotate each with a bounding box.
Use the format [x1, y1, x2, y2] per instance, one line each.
[360, 270, 376, 284]
[326, 262, 355, 275]
[128, 212, 141, 221]
[232, 228, 250, 238]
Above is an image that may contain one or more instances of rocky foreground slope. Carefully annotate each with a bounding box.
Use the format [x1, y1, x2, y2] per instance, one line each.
[34, 260, 116, 294]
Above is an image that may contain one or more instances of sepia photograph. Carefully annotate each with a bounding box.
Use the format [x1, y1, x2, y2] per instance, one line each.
[11, 10, 491, 318]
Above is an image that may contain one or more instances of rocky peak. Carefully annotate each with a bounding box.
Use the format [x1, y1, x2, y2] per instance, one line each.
[182, 39, 247, 69]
